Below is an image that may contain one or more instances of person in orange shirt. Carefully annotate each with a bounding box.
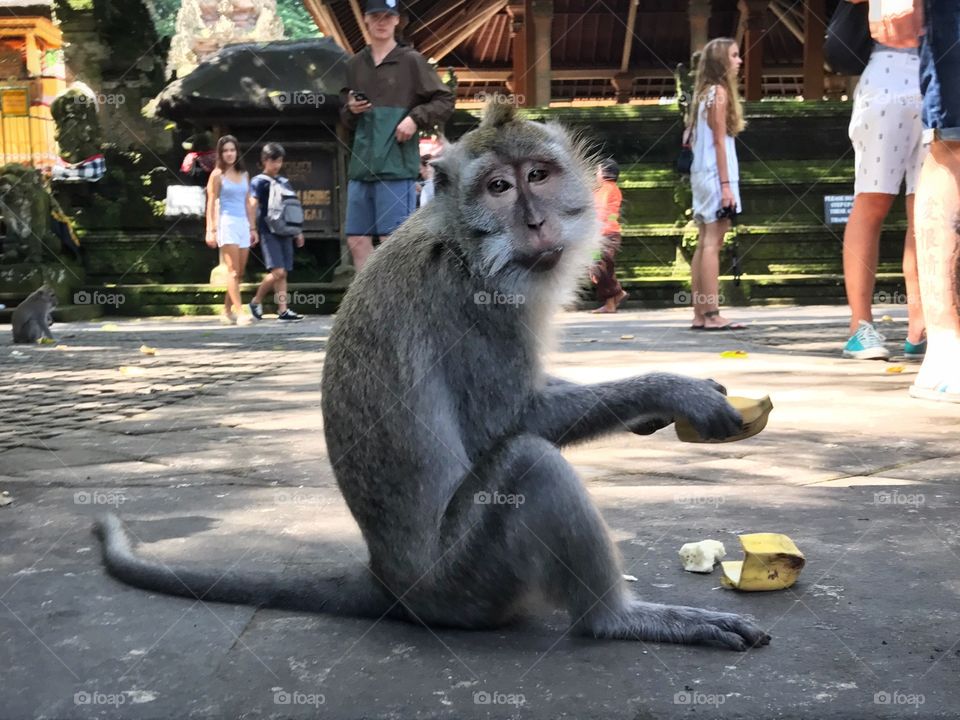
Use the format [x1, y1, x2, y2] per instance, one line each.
[590, 159, 628, 313]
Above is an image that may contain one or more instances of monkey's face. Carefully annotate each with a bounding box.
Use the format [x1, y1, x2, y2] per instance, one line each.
[437, 116, 598, 285]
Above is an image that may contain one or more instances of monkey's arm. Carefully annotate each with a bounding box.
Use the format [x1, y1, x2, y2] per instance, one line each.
[520, 373, 740, 446]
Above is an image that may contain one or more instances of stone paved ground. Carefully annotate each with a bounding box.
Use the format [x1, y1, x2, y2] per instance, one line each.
[1, 305, 958, 719]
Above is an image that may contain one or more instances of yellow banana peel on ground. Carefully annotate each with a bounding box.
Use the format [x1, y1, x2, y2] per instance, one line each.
[675, 395, 773, 443]
[721, 533, 805, 591]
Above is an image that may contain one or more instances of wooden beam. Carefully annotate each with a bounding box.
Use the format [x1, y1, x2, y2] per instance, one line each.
[431, 2, 507, 62]
[739, 0, 767, 101]
[619, 0, 637, 73]
[347, 0, 371, 45]
[301, 0, 353, 53]
[421, 0, 507, 59]
[802, 0, 826, 98]
[406, 0, 467, 36]
[769, 0, 802, 43]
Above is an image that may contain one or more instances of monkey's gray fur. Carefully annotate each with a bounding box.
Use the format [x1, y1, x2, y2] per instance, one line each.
[96, 103, 770, 651]
[11, 285, 56, 344]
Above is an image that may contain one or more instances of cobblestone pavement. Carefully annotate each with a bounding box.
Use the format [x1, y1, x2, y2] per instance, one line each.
[1, 306, 959, 720]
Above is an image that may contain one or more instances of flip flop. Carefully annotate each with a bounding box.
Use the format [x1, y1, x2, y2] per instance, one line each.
[590, 306, 616, 314]
[703, 322, 746, 331]
[689, 324, 705, 331]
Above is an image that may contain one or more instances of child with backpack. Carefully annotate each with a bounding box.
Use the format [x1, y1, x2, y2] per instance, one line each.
[248, 142, 306, 322]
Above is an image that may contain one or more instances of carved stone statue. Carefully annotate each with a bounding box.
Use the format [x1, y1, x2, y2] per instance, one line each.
[167, 0, 285, 79]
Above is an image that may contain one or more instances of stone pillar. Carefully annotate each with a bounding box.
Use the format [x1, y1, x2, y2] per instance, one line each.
[529, 0, 553, 107]
[802, 0, 825, 100]
[689, 0, 711, 56]
[739, 0, 767, 101]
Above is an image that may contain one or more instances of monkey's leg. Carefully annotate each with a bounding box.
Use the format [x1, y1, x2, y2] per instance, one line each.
[523, 373, 741, 446]
[94, 514, 399, 618]
[430, 435, 769, 650]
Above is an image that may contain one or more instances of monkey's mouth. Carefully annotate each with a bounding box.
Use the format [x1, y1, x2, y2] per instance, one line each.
[516, 246, 564, 272]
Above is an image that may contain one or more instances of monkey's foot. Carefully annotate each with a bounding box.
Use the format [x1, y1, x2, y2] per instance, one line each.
[587, 600, 771, 651]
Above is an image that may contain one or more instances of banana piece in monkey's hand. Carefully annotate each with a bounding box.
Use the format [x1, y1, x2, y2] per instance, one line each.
[720, 533, 805, 591]
[678, 540, 726, 573]
[675, 395, 773, 443]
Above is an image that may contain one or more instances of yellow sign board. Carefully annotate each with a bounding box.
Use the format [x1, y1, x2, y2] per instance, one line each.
[1, 88, 29, 116]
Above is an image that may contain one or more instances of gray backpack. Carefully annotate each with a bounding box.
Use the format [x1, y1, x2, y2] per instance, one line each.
[260, 175, 304, 236]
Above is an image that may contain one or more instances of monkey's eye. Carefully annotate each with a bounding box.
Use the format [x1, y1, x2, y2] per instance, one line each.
[487, 178, 513, 195]
[528, 168, 549, 183]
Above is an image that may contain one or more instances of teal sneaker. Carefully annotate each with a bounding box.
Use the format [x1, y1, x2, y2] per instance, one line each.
[842, 321, 890, 360]
[904, 338, 927, 361]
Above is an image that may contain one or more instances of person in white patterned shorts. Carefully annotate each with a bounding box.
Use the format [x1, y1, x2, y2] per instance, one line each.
[842, 6, 928, 361]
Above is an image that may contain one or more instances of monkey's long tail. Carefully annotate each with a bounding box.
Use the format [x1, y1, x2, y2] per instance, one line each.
[94, 514, 399, 618]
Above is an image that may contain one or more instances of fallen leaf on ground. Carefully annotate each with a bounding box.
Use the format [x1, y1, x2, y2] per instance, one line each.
[720, 350, 748, 359]
[886, 366, 905, 374]
[100, 323, 120, 331]
[119, 366, 147, 376]
[881, 315, 893, 323]
[38, 337, 56, 345]
[620, 334, 635, 340]
[140, 345, 157, 356]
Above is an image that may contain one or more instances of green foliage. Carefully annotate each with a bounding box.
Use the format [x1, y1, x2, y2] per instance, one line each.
[277, 0, 321, 38]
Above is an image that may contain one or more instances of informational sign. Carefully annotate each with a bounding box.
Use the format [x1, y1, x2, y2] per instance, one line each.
[0, 88, 29, 116]
[282, 149, 337, 235]
[824, 194, 855, 225]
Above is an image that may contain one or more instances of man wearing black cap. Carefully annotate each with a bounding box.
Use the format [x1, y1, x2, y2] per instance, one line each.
[340, 0, 455, 272]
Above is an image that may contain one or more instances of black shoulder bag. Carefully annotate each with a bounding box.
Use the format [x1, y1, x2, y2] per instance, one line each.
[824, 1, 873, 76]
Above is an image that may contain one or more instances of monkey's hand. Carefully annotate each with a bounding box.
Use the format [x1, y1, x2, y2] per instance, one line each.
[665, 377, 742, 442]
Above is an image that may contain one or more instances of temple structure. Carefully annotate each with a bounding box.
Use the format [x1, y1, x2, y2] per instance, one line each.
[301, 0, 840, 105]
[0, 0, 64, 167]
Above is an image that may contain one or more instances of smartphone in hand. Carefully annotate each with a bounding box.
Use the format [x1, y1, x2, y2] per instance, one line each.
[352, 91, 369, 103]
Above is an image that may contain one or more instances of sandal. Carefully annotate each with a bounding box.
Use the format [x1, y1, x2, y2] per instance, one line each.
[702, 310, 745, 331]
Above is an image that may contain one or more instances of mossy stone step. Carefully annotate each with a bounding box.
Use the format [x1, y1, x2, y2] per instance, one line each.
[584, 272, 908, 309]
[75, 283, 348, 317]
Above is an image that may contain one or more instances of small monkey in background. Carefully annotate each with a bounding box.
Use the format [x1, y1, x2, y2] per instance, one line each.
[11, 285, 56, 343]
[96, 103, 770, 652]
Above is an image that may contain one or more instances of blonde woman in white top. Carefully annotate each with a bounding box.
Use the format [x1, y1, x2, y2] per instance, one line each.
[688, 38, 745, 331]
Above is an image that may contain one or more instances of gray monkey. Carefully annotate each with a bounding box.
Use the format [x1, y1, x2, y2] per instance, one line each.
[11, 285, 56, 344]
[96, 103, 770, 651]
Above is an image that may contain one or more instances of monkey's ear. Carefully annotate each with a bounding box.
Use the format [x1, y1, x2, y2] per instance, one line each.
[431, 157, 452, 194]
[480, 99, 517, 129]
